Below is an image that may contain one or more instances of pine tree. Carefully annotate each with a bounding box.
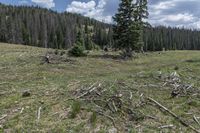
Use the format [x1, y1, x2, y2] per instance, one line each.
[135, 0, 149, 51]
[69, 29, 86, 57]
[113, 0, 148, 58]
[76, 30, 85, 48]
[84, 22, 94, 50]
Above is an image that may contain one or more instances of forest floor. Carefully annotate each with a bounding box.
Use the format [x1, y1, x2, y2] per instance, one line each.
[0, 42, 200, 133]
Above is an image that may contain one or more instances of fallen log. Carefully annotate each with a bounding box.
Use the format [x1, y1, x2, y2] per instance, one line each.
[147, 97, 200, 133]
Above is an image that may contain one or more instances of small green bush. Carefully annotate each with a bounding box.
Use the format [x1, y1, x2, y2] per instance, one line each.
[93, 44, 101, 51]
[68, 45, 86, 57]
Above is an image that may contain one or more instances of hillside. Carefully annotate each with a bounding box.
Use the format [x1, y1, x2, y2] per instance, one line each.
[0, 43, 200, 132]
[1, 3, 200, 52]
[0, 3, 112, 49]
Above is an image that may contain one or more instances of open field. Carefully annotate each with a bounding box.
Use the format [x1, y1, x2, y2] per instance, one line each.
[0, 43, 200, 132]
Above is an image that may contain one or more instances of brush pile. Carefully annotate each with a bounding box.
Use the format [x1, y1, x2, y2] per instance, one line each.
[160, 71, 200, 97]
[70, 80, 200, 132]
[41, 51, 75, 64]
[72, 82, 146, 127]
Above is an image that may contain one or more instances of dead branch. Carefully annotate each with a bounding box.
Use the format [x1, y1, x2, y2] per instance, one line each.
[193, 115, 200, 126]
[159, 124, 174, 129]
[147, 97, 200, 133]
[67, 81, 81, 88]
[96, 110, 116, 128]
[0, 82, 10, 85]
[129, 91, 133, 100]
[0, 114, 7, 121]
[37, 107, 42, 121]
[76, 83, 101, 99]
[186, 85, 193, 90]
[145, 115, 158, 120]
[112, 101, 118, 112]
[20, 107, 24, 114]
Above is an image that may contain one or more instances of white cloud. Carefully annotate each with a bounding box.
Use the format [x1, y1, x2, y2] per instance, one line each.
[166, 13, 194, 22]
[66, 1, 96, 14]
[65, 0, 200, 29]
[18, 0, 29, 5]
[148, 0, 200, 29]
[151, 1, 175, 10]
[66, 0, 112, 23]
[31, 0, 55, 8]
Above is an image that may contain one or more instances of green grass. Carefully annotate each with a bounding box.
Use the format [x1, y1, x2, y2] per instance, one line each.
[0, 43, 200, 132]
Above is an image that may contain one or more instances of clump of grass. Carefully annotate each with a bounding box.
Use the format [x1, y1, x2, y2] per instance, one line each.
[97, 129, 106, 133]
[69, 100, 81, 119]
[185, 59, 200, 63]
[187, 100, 198, 107]
[90, 112, 97, 126]
[60, 50, 66, 56]
[54, 49, 59, 55]
[174, 66, 179, 70]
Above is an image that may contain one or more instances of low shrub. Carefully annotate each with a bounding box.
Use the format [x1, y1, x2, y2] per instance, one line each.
[68, 45, 86, 57]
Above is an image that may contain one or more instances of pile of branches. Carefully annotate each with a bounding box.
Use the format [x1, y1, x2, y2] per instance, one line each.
[41, 52, 75, 64]
[71, 81, 200, 132]
[73, 82, 146, 127]
[161, 71, 200, 98]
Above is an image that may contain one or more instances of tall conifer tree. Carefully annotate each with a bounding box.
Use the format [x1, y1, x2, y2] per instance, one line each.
[113, 0, 148, 57]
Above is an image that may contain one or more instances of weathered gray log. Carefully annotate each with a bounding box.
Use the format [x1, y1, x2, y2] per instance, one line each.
[147, 97, 200, 133]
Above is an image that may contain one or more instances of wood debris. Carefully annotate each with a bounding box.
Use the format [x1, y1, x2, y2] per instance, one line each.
[159, 124, 174, 129]
[193, 115, 200, 126]
[72, 82, 146, 129]
[69, 77, 200, 132]
[0, 114, 7, 121]
[147, 97, 200, 133]
[37, 107, 42, 121]
[161, 71, 200, 97]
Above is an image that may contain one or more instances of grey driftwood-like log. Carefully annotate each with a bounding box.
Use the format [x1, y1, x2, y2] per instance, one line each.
[147, 97, 200, 133]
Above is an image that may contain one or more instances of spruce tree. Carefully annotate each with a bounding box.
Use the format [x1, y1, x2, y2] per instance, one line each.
[84, 22, 94, 50]
[113, 0, 148, 58]
[76, 30, 85, 48]
[136, 0, 149, 51]
[69, 29, 85, 57]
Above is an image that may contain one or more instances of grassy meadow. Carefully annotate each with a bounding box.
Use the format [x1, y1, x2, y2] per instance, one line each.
[0, 43, 200, 132]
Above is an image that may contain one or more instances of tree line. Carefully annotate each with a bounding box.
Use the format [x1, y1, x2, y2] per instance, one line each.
[0, 3, 200, 52]
[0, 3, 112, 49]
[144, 26, 200, 51]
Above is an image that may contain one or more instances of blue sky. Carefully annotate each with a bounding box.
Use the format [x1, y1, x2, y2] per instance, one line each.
[1, 0, 200, 29]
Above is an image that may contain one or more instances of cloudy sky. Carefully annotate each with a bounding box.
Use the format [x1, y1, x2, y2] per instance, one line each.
[1, 0, 200, 29]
